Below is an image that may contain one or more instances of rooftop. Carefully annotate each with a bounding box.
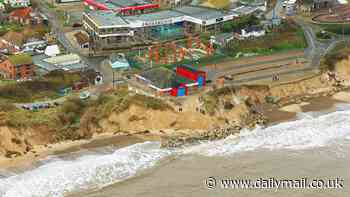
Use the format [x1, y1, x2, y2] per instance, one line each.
[43, 54, 81, 65]
[231, 6, 260, 15]
[8, 53, 32, 66]
[85, 6, 236, 27]
[244, 25, 264, 32]
[9, 7, 32, 18]
[140, 67, 176, 89]
[33, 54, 87, 74]
[74, 32, 89, 45]
[109, 0, 150, 7]
[140, 67, 195, 89]
[175, 6, 226, 21]
[89, 0, 152, 10]
[86, 11, 129, 27]
[109, 53, 130, 69]
[126, 10, 183, 22]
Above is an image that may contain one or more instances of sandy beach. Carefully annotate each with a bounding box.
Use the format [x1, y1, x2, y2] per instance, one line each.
[263, 91, 350, 125]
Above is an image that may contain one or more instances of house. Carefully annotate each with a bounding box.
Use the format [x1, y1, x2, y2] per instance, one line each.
[0, 11, 8, 22]
[33, 53, 87, 75]
[239, 26, 265, 39]
[0, 0, 5, 11]
[22, 38, 47, 54]
[0, 31, 25, 53]
[0, 53, 34, 80]
[74, 32, 89, 49]
[44, 45, 60, 57]
[9, 7, 32, 25]
[135, 65, 206, 97]
[4, 0, 30, 8]
[108, 53, 130, 70]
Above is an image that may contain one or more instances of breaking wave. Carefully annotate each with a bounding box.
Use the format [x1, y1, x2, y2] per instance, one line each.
[2, 106, 350, 196]
[0, 142, 172, 197]
[185, 109, 350, 156]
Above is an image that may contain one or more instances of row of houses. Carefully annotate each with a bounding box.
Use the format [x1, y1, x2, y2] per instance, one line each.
[0, 46, 87, 80]
[0, 53, 34, 80]
[1, 6, 49, 26]
[0, 6, 49, 54]
[0, 0, 30, 9]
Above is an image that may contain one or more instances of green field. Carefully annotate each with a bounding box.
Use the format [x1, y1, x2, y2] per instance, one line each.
[320, 23, 350, 35]
[0, 71, 83, 103]
[0, 22, 23, 36]
[224, 21, 307, 57]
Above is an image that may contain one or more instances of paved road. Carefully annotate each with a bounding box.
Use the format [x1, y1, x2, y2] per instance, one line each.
[33, 0, 111, 84]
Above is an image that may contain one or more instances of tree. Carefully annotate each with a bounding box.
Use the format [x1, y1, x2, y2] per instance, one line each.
[223, 21, 233, 33]
[0, 12, 8, 24]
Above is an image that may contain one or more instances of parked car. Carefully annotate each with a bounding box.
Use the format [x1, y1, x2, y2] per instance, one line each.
[73, 82, 89, 91]
[72, 23, 83, 28]
[80, 91, 90, 100]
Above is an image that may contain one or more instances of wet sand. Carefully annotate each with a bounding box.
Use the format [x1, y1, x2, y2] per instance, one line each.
[269, 93, 350, 125]
[260, 104, 297, 125]
[79, 145, 350, 197]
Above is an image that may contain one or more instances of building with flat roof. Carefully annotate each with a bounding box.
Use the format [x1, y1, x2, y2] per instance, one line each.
[33, 53, 87, 75]
[109, 53, 130, 70]
[83, 6, 238, 52]
[135, 65, 206, 96]
[0, 53, 35, 80]
[83, 0, 160, 15]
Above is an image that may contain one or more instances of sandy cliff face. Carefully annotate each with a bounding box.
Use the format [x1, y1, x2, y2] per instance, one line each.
[0, 126, 53, 158]
[2, 59, 349, 158]
[334, 56, 350, 86]
[270, 73, 335, 98]
[97, 102, 251, 135]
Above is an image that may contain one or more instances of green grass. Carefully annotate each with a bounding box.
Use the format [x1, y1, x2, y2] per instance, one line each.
[320, 40, 350, 71]
[0, 80, 16, 87]
[320, 24, 350, 35]
[0, 71, 83, 103]
[0, 84, 174, 142]
[225, 22, 307, 57]
[0, 22, 24, 36]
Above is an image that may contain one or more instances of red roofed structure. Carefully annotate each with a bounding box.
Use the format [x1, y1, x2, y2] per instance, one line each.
[9, 7, 32, 25]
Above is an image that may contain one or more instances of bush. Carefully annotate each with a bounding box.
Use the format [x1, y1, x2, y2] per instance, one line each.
[130, 94, 172, 111]
[316, 31, 331, 40]
[0, 101, 16, 112]
[322, 41, 350, 71]
[223, 15, 260, 33]
[59, 97, 85, 124]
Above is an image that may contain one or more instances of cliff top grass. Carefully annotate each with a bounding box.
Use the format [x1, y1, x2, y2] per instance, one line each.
[224, 20, 307, 57]
[0, 70, 82, 103]
[0, 86, 173, 141]
[321, 40, 350, 71]
[8, 54, 33, 66]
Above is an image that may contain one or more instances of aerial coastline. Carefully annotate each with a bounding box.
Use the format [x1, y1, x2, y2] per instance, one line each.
[1, 0, 350, 195]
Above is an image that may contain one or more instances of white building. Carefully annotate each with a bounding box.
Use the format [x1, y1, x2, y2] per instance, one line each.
[240, 26, 265, 39]
[44, 45, 61, 57]
[0, 3, 5, 10]
[4, 0, 30, 8]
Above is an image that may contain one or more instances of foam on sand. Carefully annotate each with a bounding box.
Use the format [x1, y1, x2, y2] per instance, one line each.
[184, 110, 350, 156]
